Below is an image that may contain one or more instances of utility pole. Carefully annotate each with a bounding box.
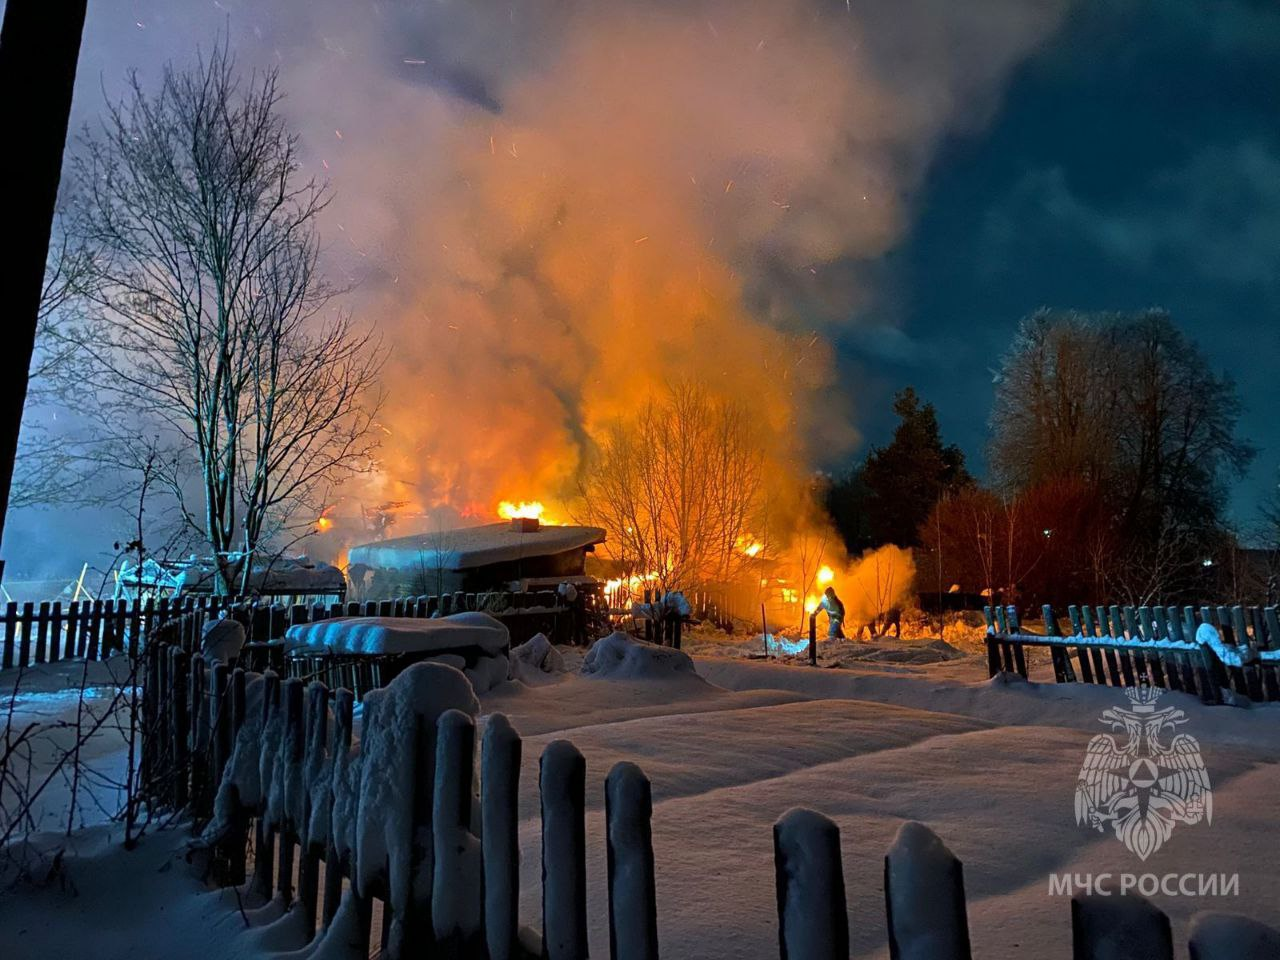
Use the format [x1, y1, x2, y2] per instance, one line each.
[0, 0, 89, 581]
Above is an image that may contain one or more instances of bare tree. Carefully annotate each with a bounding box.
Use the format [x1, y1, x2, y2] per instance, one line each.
[580, 381, 764, 592]
[63, 42, 382, 594]
[9, 220, 99, 510]
[990, 309, 1253, 601]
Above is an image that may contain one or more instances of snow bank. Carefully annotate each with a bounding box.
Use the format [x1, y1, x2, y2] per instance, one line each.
[581, 631, 698, 682]
[284, 612, 510, 656]
[355, 661, 479, 930]
[510, 632, 566, 684]
[466, 653, 511, 694]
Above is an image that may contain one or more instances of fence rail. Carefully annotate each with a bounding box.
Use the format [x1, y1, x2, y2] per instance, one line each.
[135, 638, 1279, 959]
[0, 588, 596, 672]
[984, 602, 1280, 704]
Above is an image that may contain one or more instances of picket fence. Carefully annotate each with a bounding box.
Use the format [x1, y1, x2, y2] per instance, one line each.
[139, 638, 1279, 960]
[0, 589, 587, 672]
[984, 602, 1280, 704]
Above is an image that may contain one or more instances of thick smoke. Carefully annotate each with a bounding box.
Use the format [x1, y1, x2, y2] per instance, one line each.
[67, 0, 1068, 533]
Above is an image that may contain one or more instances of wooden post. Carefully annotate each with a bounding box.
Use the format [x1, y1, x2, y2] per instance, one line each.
[276, 678, 305, 906]
[210, 663, 231, 787]
[322, 688, 354, 930]
[808, 612, 818, 666]
[774, 808, 848, 960]
[1188, 913, 1280, 959]
[189, 657, 209, 818]
[224, 668, 249, 886]
[541, 740, 588, 960]
[250, 671, 281, 904]
[884, 821, 971, 960]
[298, 681, 329, 934]
[1071, 894, 1172, 960]
[169, 647, 190, 809]
[606, 762, 659, 960]
[2, 601, 15, 669]
[433, 709, 481, 955]
[17, 601, 33, 667]
[482, 713, 522, 960]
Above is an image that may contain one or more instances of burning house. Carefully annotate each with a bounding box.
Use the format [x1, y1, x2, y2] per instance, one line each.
[346, 517, 606, 599]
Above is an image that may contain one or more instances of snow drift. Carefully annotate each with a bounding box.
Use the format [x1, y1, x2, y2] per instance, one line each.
[581, 632, 700, 683]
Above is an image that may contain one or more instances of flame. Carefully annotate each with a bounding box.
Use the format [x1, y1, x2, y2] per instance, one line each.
[741, 540, 763, 558]
[316, 516, 334, 533]
[816, 565, 834, 586]
[804, 595, 820, 615]
[497, 500, 558, 524]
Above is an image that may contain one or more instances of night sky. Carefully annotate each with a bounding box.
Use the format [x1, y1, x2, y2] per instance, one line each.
[4, 0, 1279, 577]
[846, 0, 1279, 521]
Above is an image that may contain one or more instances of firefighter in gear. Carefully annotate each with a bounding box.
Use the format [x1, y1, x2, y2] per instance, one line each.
[819, 586, 846, 639]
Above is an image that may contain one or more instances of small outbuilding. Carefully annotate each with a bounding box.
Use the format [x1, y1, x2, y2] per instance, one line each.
[347, 517, 606, 599]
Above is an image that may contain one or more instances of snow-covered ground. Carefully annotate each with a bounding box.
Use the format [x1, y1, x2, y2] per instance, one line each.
[1, 641, 1277, 959]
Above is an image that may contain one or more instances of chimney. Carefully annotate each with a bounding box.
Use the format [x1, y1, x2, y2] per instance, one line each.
[511, 516, 541, 533]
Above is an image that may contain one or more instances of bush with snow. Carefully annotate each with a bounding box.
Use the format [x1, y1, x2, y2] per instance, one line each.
[510, 632, 566, 685]
[581, 631, 697, 681]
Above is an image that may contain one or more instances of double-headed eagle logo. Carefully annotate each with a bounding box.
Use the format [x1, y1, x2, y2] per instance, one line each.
[1075, 685, 1212, 860]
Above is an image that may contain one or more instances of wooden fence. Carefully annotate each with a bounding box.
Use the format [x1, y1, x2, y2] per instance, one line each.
[984, 602, 1280, 704]
[139, 642, 1278, 960]
[0, 589, 590, 672]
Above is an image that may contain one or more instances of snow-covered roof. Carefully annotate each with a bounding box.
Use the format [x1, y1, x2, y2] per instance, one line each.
[175, 556, 346, 595]
[347, 521, 605, 572]
[284, 612, 510, 656]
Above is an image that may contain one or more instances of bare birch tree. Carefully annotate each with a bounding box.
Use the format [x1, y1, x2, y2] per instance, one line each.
[581, 382, 764, 592]
[63, 42, 382, 594]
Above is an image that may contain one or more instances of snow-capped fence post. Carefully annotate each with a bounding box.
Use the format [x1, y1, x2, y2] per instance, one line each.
[321, 686, 354, 931]
[606, 761, 659, 960]
[298, 680, 329, 932]
[250, 670, 281, 904]
[1071, 894, 1172, 960]
[541, 739, 589, 960]
[773, 808, 848, 960]
[275, 676, 305, 906]
[433, 709, 482, 956]
[482, 713, 523, 960]
[883, 821, 971, 960]
[1188, 912, 1280, 959]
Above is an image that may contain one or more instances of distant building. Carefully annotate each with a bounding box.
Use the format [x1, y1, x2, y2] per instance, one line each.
[347, 517, 606, 599]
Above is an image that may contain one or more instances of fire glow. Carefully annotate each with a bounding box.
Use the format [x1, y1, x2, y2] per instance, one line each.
[305, 1, 1066, 625]
[497, 500, 556, 524]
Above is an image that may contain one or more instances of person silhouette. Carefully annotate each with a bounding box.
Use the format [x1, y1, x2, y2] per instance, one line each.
[819, 586, 846, 639]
